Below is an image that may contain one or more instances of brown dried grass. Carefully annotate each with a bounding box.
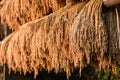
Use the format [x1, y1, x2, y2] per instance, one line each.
[0, 0, 88, 30]
[0, 0, 120, 78]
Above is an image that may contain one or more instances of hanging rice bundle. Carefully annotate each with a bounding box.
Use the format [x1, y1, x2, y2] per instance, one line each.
[0, 0, 66, 30]
[101, 7, 120, 69]
[0, 1, 87, 78]
[70, 0, 108, 69]
[70, 0, 120, 72]
[0, 0, 88, 30]
[0, 0, 120, 78]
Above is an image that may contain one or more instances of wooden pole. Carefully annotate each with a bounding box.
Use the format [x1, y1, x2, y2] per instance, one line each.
[103, 0, 120, 7]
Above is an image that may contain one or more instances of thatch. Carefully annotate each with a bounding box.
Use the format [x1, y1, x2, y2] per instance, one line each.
[0, 0, 88, 30]
[0, 0, 120, 78]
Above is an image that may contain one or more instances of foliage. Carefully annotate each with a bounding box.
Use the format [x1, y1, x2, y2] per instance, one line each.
[98, 67, 120, 80]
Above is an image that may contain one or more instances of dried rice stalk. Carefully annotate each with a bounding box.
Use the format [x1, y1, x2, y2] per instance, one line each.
[0, 1, 87, 78]
[0, 0, 120, 78]
[101, 7, 120, 68]
[0, 0, 67, 30]
[70, 0, 108, 73]
[70, 0, 120, 73]
[0, 0, 88, 30]
[115, 8, 120, 49]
